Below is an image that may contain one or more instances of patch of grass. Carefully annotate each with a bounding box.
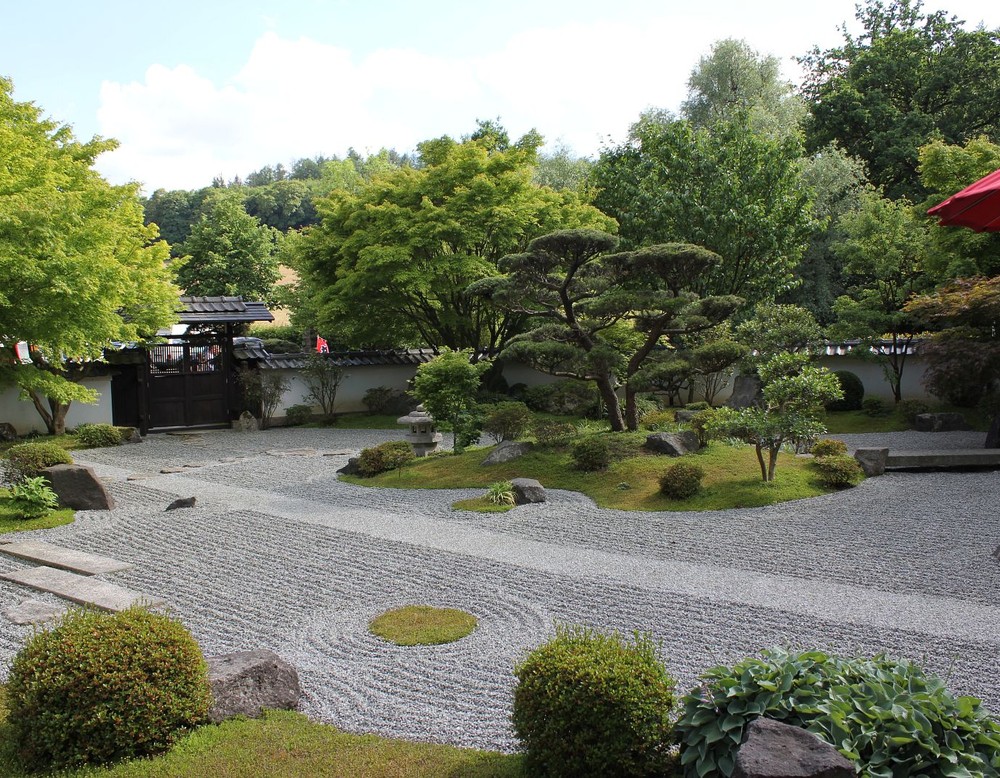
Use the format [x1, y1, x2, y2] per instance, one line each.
[452, 497, 515, 513]
[824, 403, 991, 434]
[346, 439, 834, 511]
[0, 490, 74, 533]
[0, 694, 521, 777]
[369, 605, 478, 646]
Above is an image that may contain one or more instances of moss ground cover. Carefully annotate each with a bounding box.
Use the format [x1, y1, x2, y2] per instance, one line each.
[369, 605, 478, 646]
[0, 489, 74, 533]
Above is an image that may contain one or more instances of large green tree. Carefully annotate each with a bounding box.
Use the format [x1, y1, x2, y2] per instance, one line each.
[175, 193, 282, 305]
[0, 77, 177, 433]
[800, 0, 1000, 200]
[592, 110, 813, 308]
[294, 128, 614, 352]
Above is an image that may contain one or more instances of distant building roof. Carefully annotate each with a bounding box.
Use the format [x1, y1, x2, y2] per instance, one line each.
[177, 296, 274, 325]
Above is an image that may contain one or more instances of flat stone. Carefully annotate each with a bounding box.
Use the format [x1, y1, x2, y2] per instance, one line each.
[0, 566, 165, 612]
[645, 431, 700, 456]
[127, 473, 154, 481]
[266, 448, 317, 457]
[206, 649, 301, 723]
[853, 448, 888, 477]
[160, 466, 186, 474]
[4, 598, 67, 625]
[511, 477, 546, 504]
[913, 412, 971, 432]
[733, 717, 856, 778]
[183, 462, 208, 468]
[0, 540, 132, 575]
[482, 441, 534, 465]
[885, 449, 1000, 470]
[323, 450, 354, 457]
[42, 464, 115, 510]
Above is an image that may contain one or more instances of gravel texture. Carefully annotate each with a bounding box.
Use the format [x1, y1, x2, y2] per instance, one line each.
[0, 427, 997, 752]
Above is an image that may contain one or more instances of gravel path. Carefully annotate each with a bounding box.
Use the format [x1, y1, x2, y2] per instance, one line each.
[0, 428, 997, 752]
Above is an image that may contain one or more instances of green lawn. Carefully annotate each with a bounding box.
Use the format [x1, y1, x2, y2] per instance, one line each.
[823, 404, 990, 434]
[346, 438, 836, 511]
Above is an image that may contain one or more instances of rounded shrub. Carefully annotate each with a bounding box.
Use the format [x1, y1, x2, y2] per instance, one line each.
[513, 625, 677, 777]
[862, 396, 889, 417]
[6, 606, 211, 772]
[283, 403, 313, 426]
[809, 438, 847, 458]
[898, 398, 931, 425]
[75, 423, 124, 448]
[826, 370, 864, 412]
[676, 648, 1000, 778]
[684, 401, 710, 411]
[482, 401, 533, 443]
[641, 409, 676, 430]
[812, 454, 865, 488]
[571, 436, 611, 471]
[356, 440, 415, 477]
[689, 408, 718, 448]
[3, 442, 72, 484]
[659, 462, 705, 500]
[532, 419, 577, 447]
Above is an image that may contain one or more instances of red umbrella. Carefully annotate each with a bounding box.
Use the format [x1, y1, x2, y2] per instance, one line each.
[927, 167, 1000, 231]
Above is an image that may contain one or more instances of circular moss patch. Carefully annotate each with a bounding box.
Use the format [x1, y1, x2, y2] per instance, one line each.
[369, 605, 477, 646]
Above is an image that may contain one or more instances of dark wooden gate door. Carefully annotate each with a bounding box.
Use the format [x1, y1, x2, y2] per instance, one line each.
[147, 337, 231, 430]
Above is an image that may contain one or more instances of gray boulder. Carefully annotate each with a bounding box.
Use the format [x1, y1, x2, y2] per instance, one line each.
[237, 411, 259, 432]
[120, 427, 143, 444]
[42, 464, 115, 510]
[913, 412, 971, 432]
[206, 649, 301, 723]
[727, 374, 763, 409]
[482, 440, 534, 465]
[853, 448, 888, 477]
[645, 430, 700, 457]
[511, 477, 546, 504]
[337, 457, 361, 475]
[733, 718, 856, 778]
[0, 422, 16, 443]
[166, 497, 196, 511]
[674, 409, 698, 423]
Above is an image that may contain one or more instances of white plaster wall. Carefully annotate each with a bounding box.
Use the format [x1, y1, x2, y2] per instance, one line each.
[0, 376, 114, 435]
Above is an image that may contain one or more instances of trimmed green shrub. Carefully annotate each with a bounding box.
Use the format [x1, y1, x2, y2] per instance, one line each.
[513, 625, 677, 777]
[898, 398, 931, 425]
[642, 410, 676, 430]
[9, 476, 60, 519]
[362, 386, 395, 415]
[571, 436, 611, 471]
[684, 401, 710, 411]
[676, 648, 1000, 778]
[812, 454, 865, 488]
[6, 606, 211, 771]
[74, 423, 124, 448]
[689, 408, 718, 448]
[659, 462, 705, 499]
[861, 396, 889, 417]
[826, 370, 864, 411]
[356, 440, 415, 477]
[283, 403, 313, 426]
[3, 442, 72, 484]
[532, 419, 577, 447]
[482, 402, 532, 444]
[809, 438, 848, 458]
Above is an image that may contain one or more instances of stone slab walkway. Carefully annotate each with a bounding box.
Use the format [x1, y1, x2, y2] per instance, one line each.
[0, 540, 132, 575]
[0, 566, 165, 612]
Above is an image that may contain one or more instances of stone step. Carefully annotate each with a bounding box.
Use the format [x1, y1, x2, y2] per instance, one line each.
[0, 566, 165, 612]
[0, 540, 132, 575]
[885, 449, 1000, 470]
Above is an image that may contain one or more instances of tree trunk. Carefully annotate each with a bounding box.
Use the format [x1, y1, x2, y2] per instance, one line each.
[624, 385, 639, 431]
[597, 376, 625, 432]
[51, 403, 70, 436]
[767, 446, 779, 481]
[754, 443, 768, 482]
[986, 414, 1000, 449]
[28, 391, 71, 435]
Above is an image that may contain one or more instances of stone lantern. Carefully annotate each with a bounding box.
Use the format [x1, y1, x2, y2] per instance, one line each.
[397, 404, 443, 456]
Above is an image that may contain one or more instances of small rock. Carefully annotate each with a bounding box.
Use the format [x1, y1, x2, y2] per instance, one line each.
[0, 422, 17, 442]
[160, 467, 186, 474]
[166, 497, 197, 511]
[645, 431, 700, 456]
[481, 440, 534, 465]
[120, 427, 143, 444]
[511, 477, 546, 504]
[733, 717, 856, 778]
[206, 649, 301, 723]
[42, 464, 115, 510]
[853, 448, 888, 477]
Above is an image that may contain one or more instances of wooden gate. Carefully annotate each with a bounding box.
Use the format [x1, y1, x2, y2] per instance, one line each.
[146, 336, 232, 430]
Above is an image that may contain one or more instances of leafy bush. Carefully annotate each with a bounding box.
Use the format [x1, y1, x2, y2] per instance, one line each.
[633, 395, 661, 421]
[482, 402, 533, 443]
[486, 480, 516, 506]
[898, 398, 931, 425]
[6, 606, 211, 771]
[684, 401, 710, 411]
[532, 419, 577, 447]
[301, 354, 345, 421]
[513, 625, 677, 778]
[74, 423, 123, 448]
[571, 436, 611, 471]
[523, 380, 602, 418]
[689, 409, 718, 448]
[356, 440, 415, 477]
[675, 648, 1000, 778]
[237, 367, 290, 430]
[812, 454, 865, 488]
[659, 462, 705, 499]
[642, 410, 676, 430]
[861, 396, 889, 417]
[3, 442, 72, 484]
[920, 329, 999, 407]
[809, 438, 847, 458]
[362, 386, 412, 416]
[826, 370, 864, 411]
[9, 477, 60, 519]
[283, 404, 313, 426]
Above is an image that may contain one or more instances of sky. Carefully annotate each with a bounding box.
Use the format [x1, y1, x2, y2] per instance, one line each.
[5, 0, 999, 193]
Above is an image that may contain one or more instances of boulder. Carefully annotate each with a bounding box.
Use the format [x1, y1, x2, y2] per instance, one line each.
[41, 464, 115, 510]
[674, 409, 698, 423]
[511, 477, 546, 504]
[645, 431, 700, 457]
[120, 427, 143, 444]
[206, 649, 301, 723]
[853, 448, 888, 477]
[913, 412, 971, 432]
[337, 457, 361, 475]
[0, 422, 16, 443]
[237, 411, 259, 432]
[727, 374, 763, 409]
[166, 497, 196, 511]
[733, 718, 856, 778]
[482, 440, 534, 465]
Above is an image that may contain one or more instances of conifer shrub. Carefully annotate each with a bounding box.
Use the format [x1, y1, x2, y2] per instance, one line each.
[6, 606, 211, 772]
[571, 436, 611, 471]
[356, 440, 415, 476]
[659, 462, 705, 499]
[812, 454, 865, 488]
[826, 370, 864, 411]
[513, 625, 677, 777]
[75, 423, 124, 448]
[3, 442, 72, 484]
[809, 438, 847, 458]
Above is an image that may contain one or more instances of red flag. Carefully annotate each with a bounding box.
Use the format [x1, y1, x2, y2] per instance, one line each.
[315, 336, 329, 354]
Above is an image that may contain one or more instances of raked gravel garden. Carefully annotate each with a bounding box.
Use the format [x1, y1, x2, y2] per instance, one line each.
[0, 427, 997, 753]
